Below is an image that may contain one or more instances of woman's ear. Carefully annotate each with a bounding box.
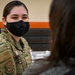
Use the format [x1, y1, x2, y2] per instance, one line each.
[2, 17, 6, 25]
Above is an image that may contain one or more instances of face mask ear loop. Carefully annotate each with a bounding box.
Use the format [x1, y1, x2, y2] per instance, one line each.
[4, 25, 6, 27]
[3, 20, 8, 28]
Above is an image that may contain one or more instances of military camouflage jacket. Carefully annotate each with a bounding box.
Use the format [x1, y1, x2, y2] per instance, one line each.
[0, 30, 32, 75]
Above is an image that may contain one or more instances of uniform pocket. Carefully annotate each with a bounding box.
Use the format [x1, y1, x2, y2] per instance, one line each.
[0, 50, 16, 75]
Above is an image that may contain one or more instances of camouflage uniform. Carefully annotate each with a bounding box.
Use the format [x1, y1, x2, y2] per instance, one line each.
[0, 29, 32, 75]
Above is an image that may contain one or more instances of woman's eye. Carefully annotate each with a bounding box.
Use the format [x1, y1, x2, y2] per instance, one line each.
[12, 17, 18, 19]
[22, 17, 28, 20]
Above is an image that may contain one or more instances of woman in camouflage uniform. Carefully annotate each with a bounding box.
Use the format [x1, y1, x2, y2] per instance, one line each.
[0, 1, 32, 75]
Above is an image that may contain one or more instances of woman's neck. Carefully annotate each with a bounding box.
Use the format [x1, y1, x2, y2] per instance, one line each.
[8, 30, 21, 42]
[11, 34, 21, 42]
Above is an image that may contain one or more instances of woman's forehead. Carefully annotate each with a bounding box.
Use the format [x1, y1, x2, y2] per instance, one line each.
[9, 6, 28, 15]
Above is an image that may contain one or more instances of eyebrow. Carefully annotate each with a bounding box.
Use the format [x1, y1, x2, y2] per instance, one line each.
[11, 14, 28, 16]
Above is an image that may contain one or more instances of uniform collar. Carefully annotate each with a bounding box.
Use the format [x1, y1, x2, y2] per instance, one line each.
[1, 29, 24, 50]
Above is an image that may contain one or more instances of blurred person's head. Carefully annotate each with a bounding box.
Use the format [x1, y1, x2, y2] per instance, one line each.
[49, 0, 75, 67]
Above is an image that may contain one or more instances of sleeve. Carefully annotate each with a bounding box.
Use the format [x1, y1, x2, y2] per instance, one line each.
[0, 42, 16, 75]
[22, 60, 49, 75]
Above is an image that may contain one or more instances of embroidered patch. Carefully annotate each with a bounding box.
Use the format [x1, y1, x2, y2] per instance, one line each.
[4, 61, 14, 74]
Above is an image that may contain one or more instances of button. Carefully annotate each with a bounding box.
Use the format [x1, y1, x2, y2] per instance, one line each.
[19, 61, 22, 64]
[7, 46, 10, 49]
[23, 50, 25, 53]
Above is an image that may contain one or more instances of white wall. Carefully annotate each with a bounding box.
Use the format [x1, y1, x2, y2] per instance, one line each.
[0, 0, 52, 22]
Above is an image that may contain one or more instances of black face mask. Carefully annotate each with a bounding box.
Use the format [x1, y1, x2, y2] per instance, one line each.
[6, 20, 30, 36]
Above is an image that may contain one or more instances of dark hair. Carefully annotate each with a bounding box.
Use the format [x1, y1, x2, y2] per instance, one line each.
[48, 0, 75, 67]
[3, 0, 28, 19]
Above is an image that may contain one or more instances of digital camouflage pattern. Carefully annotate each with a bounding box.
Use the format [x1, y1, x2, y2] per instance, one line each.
[0, 30, 32, 75]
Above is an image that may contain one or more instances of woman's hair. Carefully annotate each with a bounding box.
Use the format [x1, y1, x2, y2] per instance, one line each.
[3, 0, 28, 19]
[48, 0, 75, 67]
